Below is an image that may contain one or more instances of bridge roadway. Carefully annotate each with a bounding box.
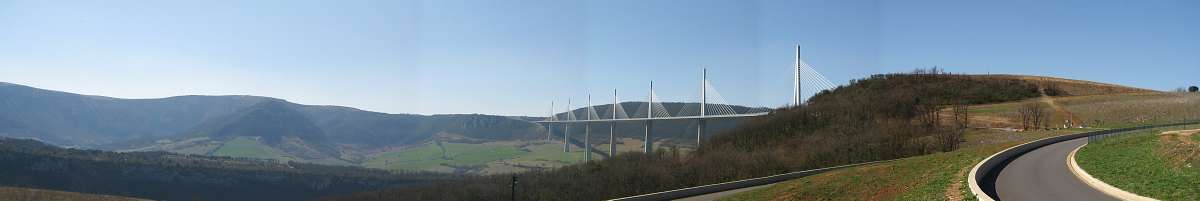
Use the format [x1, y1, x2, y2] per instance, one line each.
[672, 138, 1121, 201]
[535, 112, 769, 123]
[993, 137, 1117, 201]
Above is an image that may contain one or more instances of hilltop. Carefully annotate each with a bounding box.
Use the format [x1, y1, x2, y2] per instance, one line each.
[975, 74, 1156, 96]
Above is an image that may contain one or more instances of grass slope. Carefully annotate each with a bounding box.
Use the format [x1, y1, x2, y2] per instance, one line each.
[1075, 127, 1200, 200]
[0, 187, 149, 201]
[722, 128, 1092, 200]
[720, 92, 1200, 200]
[719, 145, 999, 201]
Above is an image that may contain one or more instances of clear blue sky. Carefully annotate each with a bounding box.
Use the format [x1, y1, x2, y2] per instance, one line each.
[1, 0, 1196, 116]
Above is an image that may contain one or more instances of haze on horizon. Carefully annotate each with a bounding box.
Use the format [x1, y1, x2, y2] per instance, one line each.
[1, 0, 1196, 116]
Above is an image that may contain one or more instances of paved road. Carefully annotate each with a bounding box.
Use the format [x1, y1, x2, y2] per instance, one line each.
[672, 184, 773, 201]
[994, 138, 1117, 201]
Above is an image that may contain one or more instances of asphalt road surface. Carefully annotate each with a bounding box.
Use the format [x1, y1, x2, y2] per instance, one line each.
[994, 138, 1117, 201]
[672, 184, 773, 201]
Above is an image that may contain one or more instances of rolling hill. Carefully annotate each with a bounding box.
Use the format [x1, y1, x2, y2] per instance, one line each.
[0, 82, 758, 172]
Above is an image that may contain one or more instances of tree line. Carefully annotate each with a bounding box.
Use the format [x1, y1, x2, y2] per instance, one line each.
[0, 138, 455, 201]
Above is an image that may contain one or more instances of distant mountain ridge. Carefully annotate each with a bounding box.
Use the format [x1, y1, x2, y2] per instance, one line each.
[0, 82, 268, 146]
[0, 82, 543, 149]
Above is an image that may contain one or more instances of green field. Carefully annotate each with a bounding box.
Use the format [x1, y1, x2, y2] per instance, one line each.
[212, 137, 293, 161]
[204, 137, 594, 173]
[364, 141, 530, 172]
[361, 141, 599, 173]
[1075, 127, 1200, 200]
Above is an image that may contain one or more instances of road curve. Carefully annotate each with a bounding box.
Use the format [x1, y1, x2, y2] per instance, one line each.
[994, 138, 1116, 201]
[672, 184, 772, 201]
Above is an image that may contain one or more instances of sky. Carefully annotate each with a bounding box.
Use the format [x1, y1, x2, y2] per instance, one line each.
[0, 0, 1197, 116]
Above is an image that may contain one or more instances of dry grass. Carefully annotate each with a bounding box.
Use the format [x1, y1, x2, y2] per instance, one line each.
[1157, 129, 1199, 170]
[968, 93, 1200, 129]
[0, 187, 148, 201]
[974, 74, 1155, 96]
[1060, 92, 1200, 127]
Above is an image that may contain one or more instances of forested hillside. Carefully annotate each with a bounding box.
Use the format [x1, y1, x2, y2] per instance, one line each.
[328, 70, 1049, 200]
[0, 138, 444, 201]
[0, 83, 265, 146]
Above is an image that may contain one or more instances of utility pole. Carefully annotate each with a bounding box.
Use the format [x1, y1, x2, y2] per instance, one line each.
[698, 68, 706, 148]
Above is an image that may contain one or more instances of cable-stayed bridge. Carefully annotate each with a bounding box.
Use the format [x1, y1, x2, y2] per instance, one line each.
[537, 45, 837, 161]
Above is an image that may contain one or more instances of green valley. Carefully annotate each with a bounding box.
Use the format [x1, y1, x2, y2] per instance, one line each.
[212, 136, 293, 162]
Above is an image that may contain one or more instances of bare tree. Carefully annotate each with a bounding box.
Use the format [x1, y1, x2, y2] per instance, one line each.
[953, 103, 970, 129]
[917, 101, 941, 129]
[1018, 102, 1047, 130]
[937, 102, 970, 151]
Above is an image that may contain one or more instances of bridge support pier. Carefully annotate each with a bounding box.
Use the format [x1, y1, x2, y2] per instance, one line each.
[546, 123, 553, 141]
[564, 123, 571, 153]
[608, 122, 615, 157]
[697, 119, 705, 148]
[584, 122, 591, 162]
[644, 121, 653, 153]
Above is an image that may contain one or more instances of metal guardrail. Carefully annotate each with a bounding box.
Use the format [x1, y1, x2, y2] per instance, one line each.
[970, 121, 1200, 200]
[1085, 123, 1197, 143]
[1086, 128, 1140, 143]
[608, 159, 897, 201]
[610, 122, 1200, 201]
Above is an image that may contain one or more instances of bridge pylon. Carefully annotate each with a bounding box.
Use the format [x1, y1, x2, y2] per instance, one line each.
[644, 81, 654, 153]
[584, 94, 592, 162]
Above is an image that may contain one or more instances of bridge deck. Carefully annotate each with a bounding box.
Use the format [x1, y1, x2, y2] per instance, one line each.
[536, 112, 769, 123]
